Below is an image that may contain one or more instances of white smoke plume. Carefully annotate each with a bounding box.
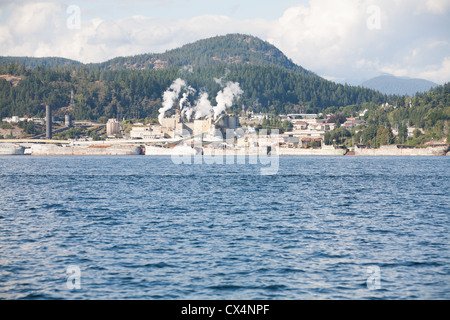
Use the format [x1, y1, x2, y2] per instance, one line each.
[179, 92, 190, 109]
[184, 108, 194, 121]
[213, 81, 243, 119]
[194, 92, 214, 119]
[158, 78, 194, 124]
[180, 92, 194, 121]
[214, 68, 231, 86]
[179, 92, 190, 115]
[181, 65, 194, 73]
[159, 75, 243, 123]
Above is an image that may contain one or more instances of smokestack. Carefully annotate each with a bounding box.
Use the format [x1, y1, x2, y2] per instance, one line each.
[46, 104, 52, 139]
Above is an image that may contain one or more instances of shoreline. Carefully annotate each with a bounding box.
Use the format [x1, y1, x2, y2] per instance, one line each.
[2, 153, 449, 157]
[1, 142, 449, 156]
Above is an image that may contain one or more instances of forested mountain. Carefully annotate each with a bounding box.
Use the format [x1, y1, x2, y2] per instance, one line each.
[0, 56, 82, 69]
[0, 62, 389, 120]
[0, 33, 446, 127]
[361, 75, 438, 96]
[353, 84, 449, 146]
[88, 34, 313, 76]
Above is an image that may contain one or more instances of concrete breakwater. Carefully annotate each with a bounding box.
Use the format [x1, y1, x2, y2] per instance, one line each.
[144, 145, 346, 156]
[144, 145, 201, 156]
[279, 145, 347, 156]
[145, 144, 276, 156]
[0, 143, 25, 155]
[144, 144, 450, 156]
[30, 144, 142, 155]
[145, 145, 271, 156]
[354, 144, 449, 156]
[4, 142, 448, 156]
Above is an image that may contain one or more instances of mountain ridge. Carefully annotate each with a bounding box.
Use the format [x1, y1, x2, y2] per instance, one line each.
[0, 56, 82, 69]
[0, 34, 315, 77]
[0, 34, 447, 145]
[0, 33, 396, 120]
[361, 75, 438, 96]
[88, 34, 315, 76]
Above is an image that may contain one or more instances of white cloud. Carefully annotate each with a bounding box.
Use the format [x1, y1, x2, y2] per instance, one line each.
[381, 56, 450, 84]
[418, 57, 450, 83]
[266, 0, 450, 84]
[426, 0, 450, 14]
[268, 0, 365, 70]
[0, 0, 448, 84]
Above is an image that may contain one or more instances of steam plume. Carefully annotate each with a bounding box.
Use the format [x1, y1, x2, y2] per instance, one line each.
[159, 76, 243, 123]
[158, 78, 194, 124]
[213, 81, 243, 119]
[194, 93, 213, 119]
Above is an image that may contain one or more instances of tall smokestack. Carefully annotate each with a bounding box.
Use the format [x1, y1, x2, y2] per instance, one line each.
[46, 104, 52, 139]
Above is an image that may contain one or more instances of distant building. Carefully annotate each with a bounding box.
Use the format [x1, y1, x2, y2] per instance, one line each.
[392, 126, 424, 138]
[381, 103, 392, 110]
[286, 114, 318, 120]
[130, 126, 151, 139]
[282, 135, 300, 147]
[2, 116, 20, 123]
[215, 115, 239, 135]
[292, 120, 309, 131]
[251, 113, 274, 121]
[359, 109, 368, 117]
[343, 119, 366, 129]
[282, 117, 333, 142]
[193, 118, 214, 138]
[2, 116, 45, 124]
[301, 138, 322, 148]
[160, 112, 239, 139]
[161, 111, 195, 138]
[31, 118, 44, 124]
[130, 125, 163, 139]
[106, 119, 122, 137]
[308, 122, 332, 131]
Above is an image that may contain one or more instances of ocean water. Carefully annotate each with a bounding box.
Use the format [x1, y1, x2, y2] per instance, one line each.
[0, 155, 448, 300]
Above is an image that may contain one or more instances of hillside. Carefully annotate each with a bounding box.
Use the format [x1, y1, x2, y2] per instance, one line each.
[0, 33, 396, 120]
[332, 83, 450, 148]
[0, 56, 82, 69]
[361, 75, 438, 96]
[0, 34, 448, 146]
[89, 34, 314, 76]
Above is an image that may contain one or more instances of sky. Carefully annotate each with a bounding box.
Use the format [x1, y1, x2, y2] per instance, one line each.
[0, 0, 449, 85]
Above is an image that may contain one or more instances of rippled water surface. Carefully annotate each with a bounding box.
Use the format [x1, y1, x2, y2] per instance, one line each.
[0, 156, 448, 299]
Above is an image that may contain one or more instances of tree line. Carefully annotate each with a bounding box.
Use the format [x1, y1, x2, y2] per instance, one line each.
[322, 83, 450, 147]
[0, 62, 392, 121]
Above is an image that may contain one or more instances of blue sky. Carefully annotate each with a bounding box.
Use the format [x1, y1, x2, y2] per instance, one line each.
[0, 0, 449, 84]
